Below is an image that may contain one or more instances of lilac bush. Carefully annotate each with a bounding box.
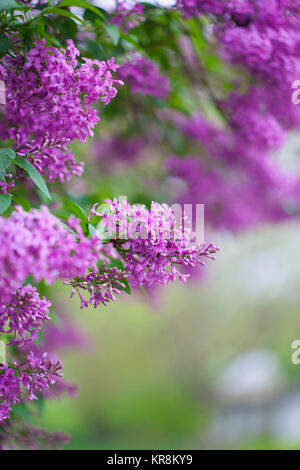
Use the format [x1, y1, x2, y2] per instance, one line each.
[0, 0, 299, 449]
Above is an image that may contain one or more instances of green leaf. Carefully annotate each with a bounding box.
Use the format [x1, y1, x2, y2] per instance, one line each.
[0, 193, 12, 214]
[0, 147, 15, 180]
[0, 148, 15, 158]
[84, 37, 103, 59]
[59, 0, 105, 20]
[38, 15, 59, 33]
[13, 156, 51, 200]
[0, 34, 9, 56]
[0, 0, 20, 10]
[119, 30, 142, 51]
[109, 257, 125, 271]
[120, 278, 131, 295]
[13, 195, 31, 211]
[57, 195, 88, 224]
[52, 208, 72, 221]
[13, 402, 33, 423]
[44, 32, 62, 48]
[40, 6, 86, 25]
[104, 23, 120, 46]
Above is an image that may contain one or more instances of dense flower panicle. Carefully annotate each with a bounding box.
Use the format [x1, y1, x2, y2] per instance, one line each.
[174, 110, 290, 184]
[119, 55, 169, 99]
[215, 1, 300, 137]
[141, 0, 300, 237]
[0, 401, 11, 423]
[22, 313, 87, 400]
[0, 40, 123, 181]
[172, 0, 300, 217]
[171, 89, 289, 162]
[14, 135, 84, 183]
[0, 205, 100, 304]
[112, 0, 145, 32]
[0, 285, 51, 347]
[20, 351, 63, 401]
[166, 155, 290, 231]
[95, 198, 218, 287]
[177, 0, 300, 132]
[65, 267, 126, 308]
[162, 105, 297, 230]
[0, 352, 63, 423]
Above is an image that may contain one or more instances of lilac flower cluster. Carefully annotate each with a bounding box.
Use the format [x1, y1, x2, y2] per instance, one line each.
[119, 54, 169, 99]
[21, 351, 63, 400]
[213, 1, 300, 138]
[96, 198, 218, 287]
[161, 0, 300, 230]
[0, 204, 101, 409]
[0, 40, 123, 182]
[215, 0, 300, 86]
[175, 1, 300, 132]
[0, 205, 100, 305]
[0, 364, 20, 422]
[167, 154, 289, 231]
[0, 285, 51, 347]
[165, 109, 294, 231]
[0, 352, 62, 423]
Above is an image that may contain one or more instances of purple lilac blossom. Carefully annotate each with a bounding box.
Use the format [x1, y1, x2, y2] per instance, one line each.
[95, 198, 218, 288]
[119, 54, 169, 99]
[0, 351, 62, 423]
[0, 285, 51, 347]
[0, 39, 123, 182]
[0, 205, 100, 304]
[166, 155, 290, 231]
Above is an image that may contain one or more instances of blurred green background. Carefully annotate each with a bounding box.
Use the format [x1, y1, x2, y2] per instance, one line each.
[37, 222, 300, 450]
